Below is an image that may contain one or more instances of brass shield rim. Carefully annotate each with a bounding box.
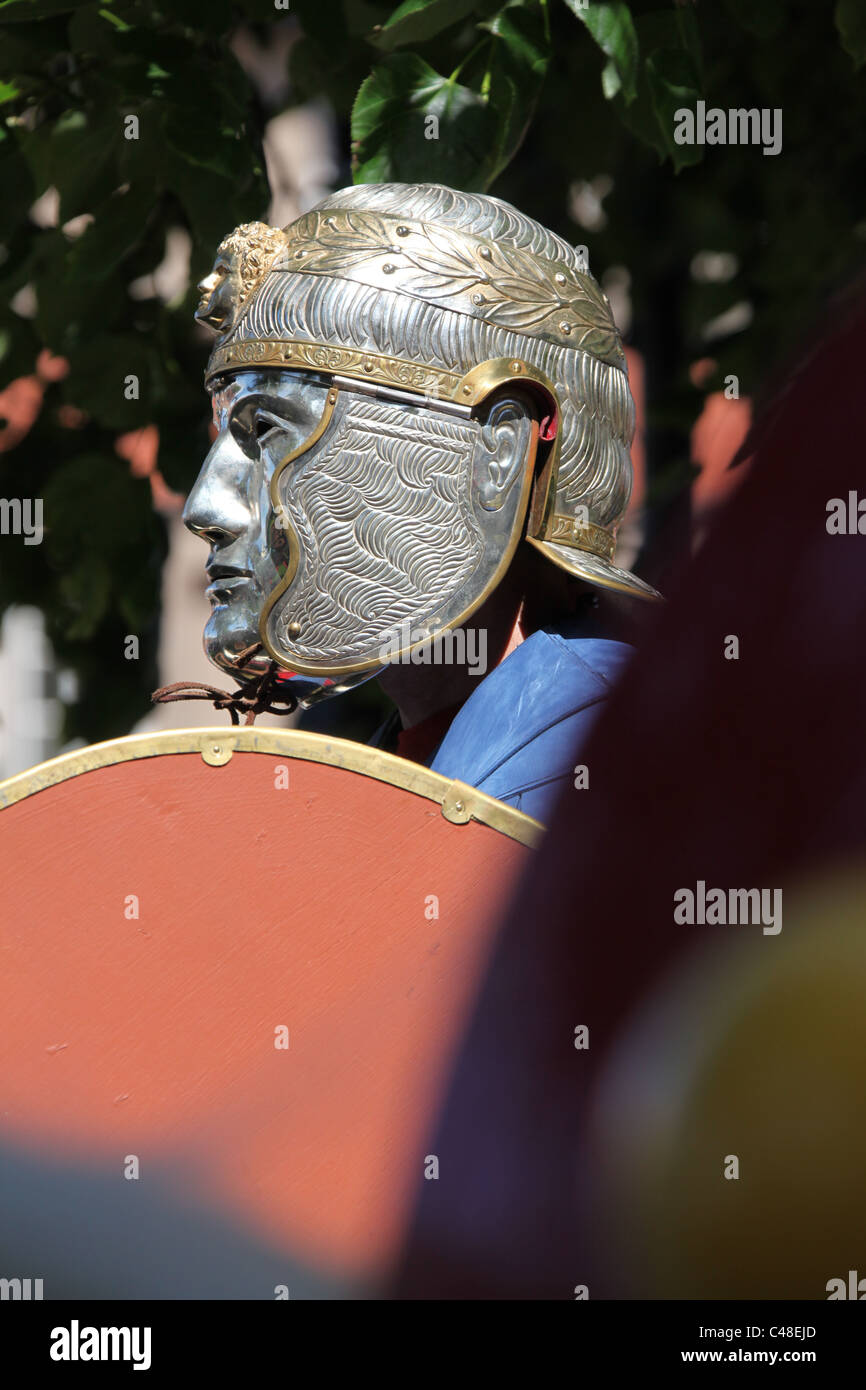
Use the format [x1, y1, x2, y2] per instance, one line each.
[0, 727, 543, 848]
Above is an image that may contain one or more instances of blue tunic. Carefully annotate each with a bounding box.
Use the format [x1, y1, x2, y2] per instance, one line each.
[429, 625, 633, 822]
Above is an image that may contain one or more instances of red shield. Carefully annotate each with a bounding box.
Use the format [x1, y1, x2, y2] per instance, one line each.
[0, 728, 537, 1292]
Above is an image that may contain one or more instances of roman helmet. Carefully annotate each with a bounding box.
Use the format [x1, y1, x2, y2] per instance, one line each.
[188, 183, 659, 705]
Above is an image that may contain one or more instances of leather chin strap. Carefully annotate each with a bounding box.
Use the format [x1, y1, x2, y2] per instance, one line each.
[152, 660, 298, 726]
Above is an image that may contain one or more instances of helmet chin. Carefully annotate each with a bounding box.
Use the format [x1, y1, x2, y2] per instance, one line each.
[202, 613, 271, 681]
[277, 666, 385, 710]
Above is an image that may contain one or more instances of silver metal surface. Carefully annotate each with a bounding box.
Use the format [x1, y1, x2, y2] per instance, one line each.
[330, 374, 474, 418]
[184, 183, 659, 702]
[184, 366, 535, 685]
[183, 369, 331, 680]
[264, 387, 535, 675]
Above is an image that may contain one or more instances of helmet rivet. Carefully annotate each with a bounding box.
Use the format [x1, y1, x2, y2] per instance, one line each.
[287, 620, 303, 639]
[555, 271, 567, 286]
[472, 292, 484, 305]
[479, 246, 493, 260]
[396, 225, 410, 236]
[382, 263, 395, 274]
[510, 360, 523, 372]
[363, 361, 375, 373]
[559, 321, 572, 335]
[463, 385, 472, 396]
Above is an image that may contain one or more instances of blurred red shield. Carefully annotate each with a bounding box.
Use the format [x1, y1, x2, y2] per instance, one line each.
[0, 728, 537, 1290]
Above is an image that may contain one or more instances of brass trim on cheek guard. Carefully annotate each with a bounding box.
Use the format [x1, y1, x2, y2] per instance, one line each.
[454, 358, 562, 544]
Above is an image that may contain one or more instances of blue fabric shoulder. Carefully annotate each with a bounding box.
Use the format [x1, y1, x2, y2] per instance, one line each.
[429, 625, 632, 822]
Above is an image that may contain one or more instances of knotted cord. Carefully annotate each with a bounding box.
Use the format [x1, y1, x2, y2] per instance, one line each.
[152, 661, 297, 726]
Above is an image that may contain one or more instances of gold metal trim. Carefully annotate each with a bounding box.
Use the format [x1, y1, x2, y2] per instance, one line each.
[195, 221, 286, 335]
[453, 356, 557, 409]
[206, 338, 461, 398]
[541, 514, 616, 560]
[0, 728, 543, 848]
[527, 535, 663, 601]
[201, 738, 234, 766]
[272, 208, 625, 365]
[209, 345, 562, 418]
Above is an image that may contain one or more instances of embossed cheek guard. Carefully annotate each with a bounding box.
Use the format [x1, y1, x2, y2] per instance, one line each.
[258, 358, 560, 681]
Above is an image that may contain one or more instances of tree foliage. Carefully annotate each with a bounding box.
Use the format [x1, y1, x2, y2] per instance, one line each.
[0, 0, 864, 742]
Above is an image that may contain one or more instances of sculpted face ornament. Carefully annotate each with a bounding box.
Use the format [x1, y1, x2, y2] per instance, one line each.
[184, 184, 660, 708]
[194, 222, 287, 337]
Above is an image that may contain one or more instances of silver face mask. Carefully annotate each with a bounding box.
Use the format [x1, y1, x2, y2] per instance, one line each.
[183, 367, 538, 704]
[184, 370, 330, 686]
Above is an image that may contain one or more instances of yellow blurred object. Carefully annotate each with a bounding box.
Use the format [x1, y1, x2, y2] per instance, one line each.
[587, 866, 866, 1298]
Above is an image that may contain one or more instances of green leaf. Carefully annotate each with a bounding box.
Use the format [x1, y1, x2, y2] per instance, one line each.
[43, 450, 158, 572]
[479, 0, 551, 184]
[835, 0, 866, 69]
[634, 7, 701, 73]
[600, 58, 620, 100]
[479, 1, 549, 82]
[351, 52, 500, 190]
[67, 182, 153, 282]
[608, 9, 703, 169]
[57, 558, 112, 640]
[0, 131, 35, 236]
[32, 233, 128, 353]
[368, 0, 478, 51]
[97, 4, 131, 31]
[163, 99, 243, 176]
[564, 0, 639, 105]
[67, 4, 115, 56]
[18, 107, 120, 219]
[61, 333, 153, 429]
[166, 152, 266, 256]
[645, 46, 703, 171]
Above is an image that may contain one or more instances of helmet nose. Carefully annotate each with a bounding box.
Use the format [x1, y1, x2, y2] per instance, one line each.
[183, 437, 252, 548]
[183, 513, 235, 548]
